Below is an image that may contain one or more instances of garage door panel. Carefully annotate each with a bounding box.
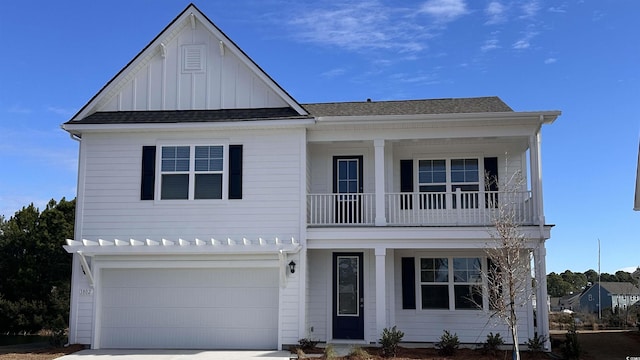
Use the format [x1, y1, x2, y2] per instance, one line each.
[102, 286, 278, 308]
[101, 326, 277, 349]
[102, 268, 278, 288]
[100, 268, 279, 349]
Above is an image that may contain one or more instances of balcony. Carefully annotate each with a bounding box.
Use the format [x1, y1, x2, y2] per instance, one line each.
[307, 190, 534, 227]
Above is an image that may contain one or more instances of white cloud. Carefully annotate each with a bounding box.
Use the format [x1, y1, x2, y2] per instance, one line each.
[47, 106, 74, 116]
[0, 195, 49, 218]
[419, 0, 469, 22]
[617, 266, 640, 273]
[512, 28, 538, 50]
[520, 0, 541, 19]
[512, 39, 530, 49]
[548, 5, 567, 13]
[544, 57, 557, 64]
[7, 105, 32, 114]
[481, 38, 500, 52]
[485, 1, 506, 25]
[320, 68, 347, 78]
[288, 1, 427, 53]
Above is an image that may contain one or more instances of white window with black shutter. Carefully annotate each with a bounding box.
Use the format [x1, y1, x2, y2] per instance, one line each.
[399, 156, 499, 210]
[140, 143, 243, 201]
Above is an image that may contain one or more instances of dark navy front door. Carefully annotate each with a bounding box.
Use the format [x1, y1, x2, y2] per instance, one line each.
[333, 252, 364, 339]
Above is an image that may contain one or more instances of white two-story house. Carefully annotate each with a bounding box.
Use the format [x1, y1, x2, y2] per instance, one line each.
[63, 4, 560, 351]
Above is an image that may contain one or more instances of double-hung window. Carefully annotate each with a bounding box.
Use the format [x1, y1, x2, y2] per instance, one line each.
[450, 159, 479, 208]
[417, 158, 480, 209]
[419, 256, 484, 310]
[160, 145, 225, 200]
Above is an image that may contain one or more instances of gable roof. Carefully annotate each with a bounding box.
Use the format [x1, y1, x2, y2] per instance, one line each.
[302, 96, 513, 117]
[69, 3, 307, 122]
[598, 282, 640, 295]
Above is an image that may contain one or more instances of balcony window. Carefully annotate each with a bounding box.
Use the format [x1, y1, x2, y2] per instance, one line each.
[418, 158, 480, 209]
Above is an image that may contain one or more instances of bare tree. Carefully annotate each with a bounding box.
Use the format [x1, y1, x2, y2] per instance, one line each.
[483, 168, 534, 360]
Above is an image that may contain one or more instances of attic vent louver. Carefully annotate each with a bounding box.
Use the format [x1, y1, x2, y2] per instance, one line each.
[182, 45, 206, 73]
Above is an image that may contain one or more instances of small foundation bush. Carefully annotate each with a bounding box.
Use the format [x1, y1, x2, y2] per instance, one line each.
[379, 325, 404, 357]
[435, 330, 460, 356]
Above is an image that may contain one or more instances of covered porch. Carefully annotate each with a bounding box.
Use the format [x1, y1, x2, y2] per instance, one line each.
[304, 229, 551, 348]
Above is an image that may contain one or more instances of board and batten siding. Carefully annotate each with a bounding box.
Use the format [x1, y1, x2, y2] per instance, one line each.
[96, 18, 287, 112]
[77, 128, 304, 241]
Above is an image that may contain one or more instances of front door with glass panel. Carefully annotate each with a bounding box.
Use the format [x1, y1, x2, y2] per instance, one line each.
[333, 156, 363, 224]
[333, 253, 364, 340]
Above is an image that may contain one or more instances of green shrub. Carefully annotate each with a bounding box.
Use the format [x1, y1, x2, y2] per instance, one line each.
[525, 334, 547, 352]
[435, 330, 460, 356]
[562, 317, 581, 359]
[379, 325, 404, 357]
[482, 332, 504, 355]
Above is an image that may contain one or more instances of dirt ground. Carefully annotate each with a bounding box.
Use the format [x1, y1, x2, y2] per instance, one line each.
[0, 331, 637, 360]
[568, 331, 640, 360]
[0, 344, 84, 360]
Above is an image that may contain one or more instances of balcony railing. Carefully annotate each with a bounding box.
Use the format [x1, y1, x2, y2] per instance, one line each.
[307, 193, 376, 226]
[307, 190, 533, 226]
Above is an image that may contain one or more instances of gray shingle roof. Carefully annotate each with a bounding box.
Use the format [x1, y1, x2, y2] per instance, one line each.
[70, 108, 307, 124]
[301, 96, 513, 117]
[599, 282, 640, 295]
[68, 96, 513, 125]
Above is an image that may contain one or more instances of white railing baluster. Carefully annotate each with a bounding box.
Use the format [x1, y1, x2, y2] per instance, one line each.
[308, 190, 533, 226]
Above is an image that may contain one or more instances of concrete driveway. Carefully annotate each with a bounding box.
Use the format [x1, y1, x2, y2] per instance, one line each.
[56, 349, 293, 360]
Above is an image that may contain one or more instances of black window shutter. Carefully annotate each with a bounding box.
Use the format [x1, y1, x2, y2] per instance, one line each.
[140, 146, 156, 200]
[484, 157, 499, 191]
[484, 157, 499, 208]
[229, 145, 243, 199]
[400, 159, 413, 210]
[401, 257, 416, 309]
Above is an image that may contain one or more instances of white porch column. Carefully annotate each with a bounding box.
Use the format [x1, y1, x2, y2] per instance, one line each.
[374, 139, 387, 226]
[534, 242, 551, 350]
[529, 132, 545, 226]
[375, 247, 387, 340]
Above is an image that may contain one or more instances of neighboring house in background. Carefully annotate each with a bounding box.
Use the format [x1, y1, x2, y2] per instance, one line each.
[551, 293, 581, 312]
[579, 282, 640, 314]
[62, 4, 561, 351]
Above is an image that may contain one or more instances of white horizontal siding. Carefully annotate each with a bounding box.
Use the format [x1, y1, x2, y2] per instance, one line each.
[307, 250, 329, 341]
[78, 129, 303, 241]
[392, 249, 534, 344]
[71, 255, 94, 345]
[391, 139, 527, 193]
[308, 143, 374, 194]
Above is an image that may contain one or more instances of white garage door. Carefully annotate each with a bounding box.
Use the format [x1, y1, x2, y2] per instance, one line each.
[99, 267, 279, 349]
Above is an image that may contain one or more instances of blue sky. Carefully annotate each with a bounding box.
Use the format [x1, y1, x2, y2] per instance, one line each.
[0, 0, 638, 274]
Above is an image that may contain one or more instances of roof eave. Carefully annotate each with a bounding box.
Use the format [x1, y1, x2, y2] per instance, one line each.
[61, 117, 316, 134]
[315, 110, 562, 124]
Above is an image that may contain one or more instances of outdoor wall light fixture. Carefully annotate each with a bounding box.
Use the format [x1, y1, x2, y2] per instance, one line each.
[288, 260, 296, 274]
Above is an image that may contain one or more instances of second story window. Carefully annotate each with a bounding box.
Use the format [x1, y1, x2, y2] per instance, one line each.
[160, 145, 225, 200]
[417, 158, 480, 209]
